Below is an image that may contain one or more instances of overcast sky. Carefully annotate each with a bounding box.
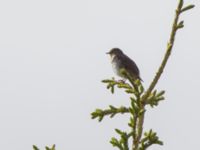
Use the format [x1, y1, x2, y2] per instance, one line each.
[0, 0, 199, 150]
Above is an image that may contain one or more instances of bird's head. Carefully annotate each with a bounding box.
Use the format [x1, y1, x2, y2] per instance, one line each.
[106, 48, 123, 59]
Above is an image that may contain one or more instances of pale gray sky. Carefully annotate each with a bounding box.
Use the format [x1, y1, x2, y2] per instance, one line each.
[0, 0, 199, 150]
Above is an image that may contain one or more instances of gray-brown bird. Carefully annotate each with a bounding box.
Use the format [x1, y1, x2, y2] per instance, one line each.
[107, 48, 142, 81]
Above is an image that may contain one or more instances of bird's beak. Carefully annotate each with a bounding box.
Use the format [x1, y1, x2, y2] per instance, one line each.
[106, 52, 110, 54]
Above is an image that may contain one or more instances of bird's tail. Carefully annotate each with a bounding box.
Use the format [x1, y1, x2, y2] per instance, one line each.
[138, 76, 143, 82]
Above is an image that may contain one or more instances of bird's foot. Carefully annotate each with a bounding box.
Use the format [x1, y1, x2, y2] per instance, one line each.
[118, 79, 126, 84]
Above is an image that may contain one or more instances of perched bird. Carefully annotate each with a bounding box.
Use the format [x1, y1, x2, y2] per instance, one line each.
[107, 48, 142, 81]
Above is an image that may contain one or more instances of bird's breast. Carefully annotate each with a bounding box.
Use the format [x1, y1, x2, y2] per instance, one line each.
[111, 59, 123, 77]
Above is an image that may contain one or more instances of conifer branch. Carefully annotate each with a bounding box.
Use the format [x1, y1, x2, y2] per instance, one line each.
[132, 1, 194, 149]
[91, 1, 194, 150]
[91, 106, 130, 122]
[33, 145, 56, 150]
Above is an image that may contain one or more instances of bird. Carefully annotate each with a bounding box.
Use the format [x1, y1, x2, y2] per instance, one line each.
[107, 48, 142, 82]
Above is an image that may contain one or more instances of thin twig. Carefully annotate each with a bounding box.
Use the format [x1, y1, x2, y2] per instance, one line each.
[132, 0, 186, 149]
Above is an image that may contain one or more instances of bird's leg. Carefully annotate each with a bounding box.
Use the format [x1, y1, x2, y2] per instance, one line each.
[118, 78, 127, 83]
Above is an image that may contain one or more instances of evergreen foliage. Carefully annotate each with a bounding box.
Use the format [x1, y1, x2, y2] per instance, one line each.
[33, 145, 56, 150]
[91, 1, 194, 150]
[33, 0, 194, 150]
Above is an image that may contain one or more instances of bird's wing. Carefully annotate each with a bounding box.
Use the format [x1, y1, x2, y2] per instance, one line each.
[119, 54, 141, 80]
